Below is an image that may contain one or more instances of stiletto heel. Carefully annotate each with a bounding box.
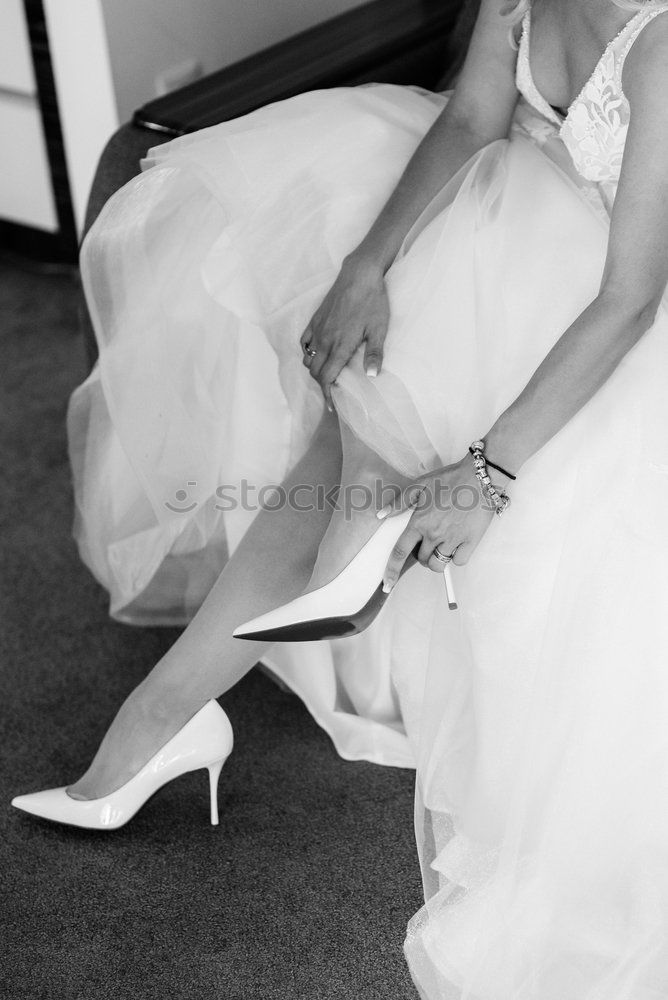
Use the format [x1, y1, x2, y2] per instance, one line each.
[207, 758, 225, 826]
[11, 699, 234, 831]
[233, 507, 419, 643]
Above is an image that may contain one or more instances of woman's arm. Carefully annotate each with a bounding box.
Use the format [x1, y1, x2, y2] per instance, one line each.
[380, 15, 668, 585]
[302, 0, 519, 403]
[350, 0, 520, 274]
[483, 16, 668, 476]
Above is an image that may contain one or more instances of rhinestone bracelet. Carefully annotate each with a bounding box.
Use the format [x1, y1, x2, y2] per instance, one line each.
[469, 439, 511, 516]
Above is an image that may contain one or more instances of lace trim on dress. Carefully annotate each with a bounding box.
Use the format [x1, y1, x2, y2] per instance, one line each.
[559, 9, 665, 182]
[515, 5, 668, 183]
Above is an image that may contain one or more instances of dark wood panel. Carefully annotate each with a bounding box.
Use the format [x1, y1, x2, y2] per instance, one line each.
[134, 0, 463, 136]
[13, 0, 78, 262]
[0, 218, 72, 262]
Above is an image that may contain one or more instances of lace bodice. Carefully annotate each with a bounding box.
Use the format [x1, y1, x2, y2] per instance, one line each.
[515, 5, 666, 184]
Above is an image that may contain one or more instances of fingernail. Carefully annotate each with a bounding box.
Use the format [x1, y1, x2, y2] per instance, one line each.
[327, 403, 334, 414]
[366, 365, 378, 378]
[382, 580, 393, 594]
[376, 506, 390, 519]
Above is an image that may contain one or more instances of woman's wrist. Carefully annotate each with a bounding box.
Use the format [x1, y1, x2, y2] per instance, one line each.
[463, 442, 518, 486]
[467, 440, 512, 516]
[460, 448, 515, 486]
[341, 248, 385, 278]
[480, 416, 531, 481]
[344, 232, 401, 277]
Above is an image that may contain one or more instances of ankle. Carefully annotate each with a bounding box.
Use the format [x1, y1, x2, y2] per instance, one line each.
[133, 676, 210, 728]
[127, 680, 185, 729]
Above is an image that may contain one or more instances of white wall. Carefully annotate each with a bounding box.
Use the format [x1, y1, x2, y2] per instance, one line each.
[101, 0, 369, 123]
[0, 0, 58, 230]
[44, 0, 118, 235]
[0, 0, 36, 93]
[44, 0, 368, 236]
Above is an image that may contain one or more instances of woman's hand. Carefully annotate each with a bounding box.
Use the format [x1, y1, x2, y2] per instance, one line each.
[378, 454, 501, 591]
[300, 255, 390, 410]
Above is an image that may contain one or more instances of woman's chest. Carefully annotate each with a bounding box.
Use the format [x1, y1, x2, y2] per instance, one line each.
[514, 5, 646, 185]
[525, 2, 632, 115]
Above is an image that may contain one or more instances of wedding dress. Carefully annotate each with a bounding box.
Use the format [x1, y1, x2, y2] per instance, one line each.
[69, 3, 668, 996]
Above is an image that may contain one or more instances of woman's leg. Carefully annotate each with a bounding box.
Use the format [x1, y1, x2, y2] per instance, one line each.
[68, 413, 411, 800]
[69, 409, 343, 798]
[306, 418, 412, 590]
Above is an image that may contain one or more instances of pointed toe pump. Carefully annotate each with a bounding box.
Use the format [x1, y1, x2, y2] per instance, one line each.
[11, 699, 233, 831]
[233, 507, 419, 643]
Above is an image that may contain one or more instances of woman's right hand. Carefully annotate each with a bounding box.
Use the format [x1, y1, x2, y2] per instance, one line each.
[300, 254, 390, 410]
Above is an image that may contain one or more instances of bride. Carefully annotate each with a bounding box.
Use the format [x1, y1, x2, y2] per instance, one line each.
[13, 0, 668, 995]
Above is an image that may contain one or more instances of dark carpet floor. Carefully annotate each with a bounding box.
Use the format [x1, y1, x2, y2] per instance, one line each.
[0, 257, 422, 1000]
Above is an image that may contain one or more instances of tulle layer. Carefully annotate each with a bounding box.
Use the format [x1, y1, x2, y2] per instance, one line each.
[71, 83, 668, 998]
[71, 84, 451, 770]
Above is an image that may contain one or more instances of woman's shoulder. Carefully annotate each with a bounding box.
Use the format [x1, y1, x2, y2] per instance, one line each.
[620, 7, 668, 103]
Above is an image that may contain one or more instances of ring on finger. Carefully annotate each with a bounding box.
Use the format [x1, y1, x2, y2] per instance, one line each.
[433, 545, 456, 565]
[302, 342, 317, 358]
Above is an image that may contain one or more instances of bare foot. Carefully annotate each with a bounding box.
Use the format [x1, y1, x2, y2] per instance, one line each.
[304, 428, 412, 592]
[305, 504, 385, 592]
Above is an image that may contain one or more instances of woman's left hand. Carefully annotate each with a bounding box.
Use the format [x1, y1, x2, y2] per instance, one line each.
[378, 454, 498, 591]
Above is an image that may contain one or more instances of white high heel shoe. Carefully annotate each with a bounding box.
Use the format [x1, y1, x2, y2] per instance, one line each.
[233, 507, 418, 643]
[11, 699, 233, 831]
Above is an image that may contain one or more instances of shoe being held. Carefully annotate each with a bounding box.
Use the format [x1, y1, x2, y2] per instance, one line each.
[233, 507, 418, 642]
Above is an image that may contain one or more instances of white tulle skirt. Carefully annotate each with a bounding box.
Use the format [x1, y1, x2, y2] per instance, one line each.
[70, 83, 668, 998]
